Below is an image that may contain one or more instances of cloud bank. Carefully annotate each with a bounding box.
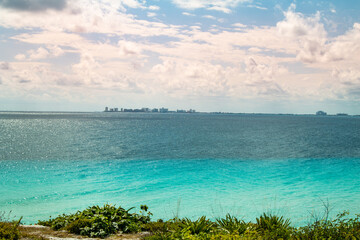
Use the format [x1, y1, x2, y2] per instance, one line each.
[0, 1, 359, 112]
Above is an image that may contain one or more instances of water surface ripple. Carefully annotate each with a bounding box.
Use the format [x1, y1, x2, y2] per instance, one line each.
[1, 112, 359, 224]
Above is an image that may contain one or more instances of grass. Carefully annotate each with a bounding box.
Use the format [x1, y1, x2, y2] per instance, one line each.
[3, 204, 360, 239]
[0, 211, 22, 240]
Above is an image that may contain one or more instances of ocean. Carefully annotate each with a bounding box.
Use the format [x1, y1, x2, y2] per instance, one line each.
[1, 112, 360, 225]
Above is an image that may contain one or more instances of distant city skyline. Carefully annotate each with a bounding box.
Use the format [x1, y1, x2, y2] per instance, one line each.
[0, 0, 360, 114]
[104, 106, 196, 113]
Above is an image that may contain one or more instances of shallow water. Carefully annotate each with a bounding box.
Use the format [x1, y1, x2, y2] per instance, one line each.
[1, 112, 360, 225]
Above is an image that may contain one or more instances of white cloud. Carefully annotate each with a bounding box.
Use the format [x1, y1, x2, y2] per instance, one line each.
[182, 12, 195, 16]
[171, 0, 250, 13]
[151, 58, 231, 96]
[330, 68, 360, 99]
[121, 0, 145, 9]
[277, 4, 328, 63]
[118, 40, 142, 56]
[147, 12, 157, 18]
[207, 6, 231, 14]
[232, 23, 247, 28]
[277, 5, 326, 39]
[11, 32, 84, 46]
[247, 5, 267, 10]
[277, 4, 360, 64]
[48, 45, 65, 57]
[148, 5, 160, 11]
[15, 54, 26, 60]
[202, 15, 216, 20]
[0, 1, 182, 37]
[248, 47, 262, 53]
[2, 1, 360, 105]
[28, 47, 50, 59]
[19, 46, 65, 60]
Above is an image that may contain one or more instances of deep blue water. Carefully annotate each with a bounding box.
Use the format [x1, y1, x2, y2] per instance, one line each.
[1, 112, 360, 225]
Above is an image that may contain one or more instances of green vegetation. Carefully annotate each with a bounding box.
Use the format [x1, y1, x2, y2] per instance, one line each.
[143, 212, 360, 240]
[216, 214, 247, 234]
[2, 204, 358, 239]
[295, 211, 360, 239]
[37, 204, 152, 238]
[0, 212, 22, 240]
[255, 213, 293, 239]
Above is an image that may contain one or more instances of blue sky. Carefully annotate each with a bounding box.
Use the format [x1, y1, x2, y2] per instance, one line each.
[0, 0, 360, 114]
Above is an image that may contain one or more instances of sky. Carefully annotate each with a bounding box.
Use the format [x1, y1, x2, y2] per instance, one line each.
[0, 0, 360, 114]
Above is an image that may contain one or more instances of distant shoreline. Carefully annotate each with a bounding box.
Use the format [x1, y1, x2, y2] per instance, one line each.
[0, 110, 359, 117]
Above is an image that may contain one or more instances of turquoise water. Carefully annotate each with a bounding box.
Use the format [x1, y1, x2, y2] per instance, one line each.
[1, 112, 360, 225]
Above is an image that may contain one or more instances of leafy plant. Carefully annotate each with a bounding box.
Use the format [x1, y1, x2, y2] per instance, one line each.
[180, 216, 214, 235]
[0, 215, 22, 240]
[216, 214, 247, 234]
[296, 211, 360, 239]
[255, 213, 292, 239]
[38, 204, 150, 238]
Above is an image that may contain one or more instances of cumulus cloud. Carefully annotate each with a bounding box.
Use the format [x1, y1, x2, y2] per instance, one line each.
[245, 57, 288, 82]
[0, 0, 67, 12]
[28, 47, 50, 59]
[277, 4, 328, 63]
[72, 53, 100, 85]
[0, 1, 182, 37]
[327, 23, 360, 62]
[118, 40, 142, 56]
[1, 0, 360, 104]
[18, 46, 65, 60]
[332, 68, 360, 86]
[331, 68, 360, 99]
[276, 4, 360, 64]
[151, 58, 230, 96]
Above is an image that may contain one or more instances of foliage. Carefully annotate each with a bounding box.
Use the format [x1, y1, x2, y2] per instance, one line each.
[180, 216, 214, 235]
[143, 219, 181, 234]
[296, 211, 360, 239]
[216, 214, 247, 234]
[35, 206, 360, 239]
[255, 213, 292, 239]
[0, 213, 22, 240]
[38, 204, 151, 238]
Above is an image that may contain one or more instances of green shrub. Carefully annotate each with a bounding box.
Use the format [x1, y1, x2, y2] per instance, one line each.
[255, 213, 292, 239]
[65, 218, 93, 234]
[38, 204, 151, 238]
[180, 216, 214, 235]
[216, 214, 247, 235]
[0, 217, 22, 240]
[296, 211, 360, 239]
